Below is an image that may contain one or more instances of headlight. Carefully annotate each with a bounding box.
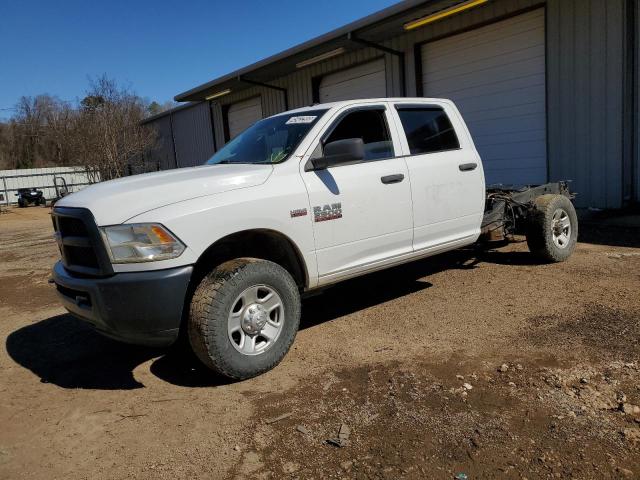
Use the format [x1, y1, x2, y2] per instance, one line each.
[100, 223, 185, 263]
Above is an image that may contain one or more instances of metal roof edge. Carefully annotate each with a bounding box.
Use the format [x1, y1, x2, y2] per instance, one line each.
[140, 101, 203, 124]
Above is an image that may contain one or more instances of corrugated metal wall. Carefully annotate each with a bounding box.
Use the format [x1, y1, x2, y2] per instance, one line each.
[636, 0, 640, 203]
[146, 114, 176, 171]
[547, 0, 626, 209]
[143, 102, 215, 171]
[171, 102, 216, 167]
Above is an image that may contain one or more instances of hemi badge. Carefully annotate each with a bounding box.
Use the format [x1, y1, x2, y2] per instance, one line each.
[290, 208, 308, 218]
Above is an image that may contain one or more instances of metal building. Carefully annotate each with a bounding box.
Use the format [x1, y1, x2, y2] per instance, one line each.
[141, 102, 216, 170]
[143, 0, 639, 210]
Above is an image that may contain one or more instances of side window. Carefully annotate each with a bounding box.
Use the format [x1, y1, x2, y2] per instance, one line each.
[324, 109, 394, 161]
[396, 107, 460, 155]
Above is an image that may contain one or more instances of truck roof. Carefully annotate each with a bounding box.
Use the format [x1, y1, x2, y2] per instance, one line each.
[277, 97, 452, 116]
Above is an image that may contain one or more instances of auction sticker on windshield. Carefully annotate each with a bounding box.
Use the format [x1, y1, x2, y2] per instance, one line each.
[285, 116, 317, 125]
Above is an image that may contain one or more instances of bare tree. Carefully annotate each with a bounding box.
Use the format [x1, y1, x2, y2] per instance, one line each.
[0, 76, 157, 179]
[74, 76, 157, 181]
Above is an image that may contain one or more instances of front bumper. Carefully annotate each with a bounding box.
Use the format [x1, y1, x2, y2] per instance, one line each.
[52, 261, 193, 347]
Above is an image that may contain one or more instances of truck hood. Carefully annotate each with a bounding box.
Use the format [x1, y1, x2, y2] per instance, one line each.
[56, 164, 273, 225]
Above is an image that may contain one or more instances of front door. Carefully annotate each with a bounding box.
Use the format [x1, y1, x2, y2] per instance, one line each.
[301, 104, 413, 283]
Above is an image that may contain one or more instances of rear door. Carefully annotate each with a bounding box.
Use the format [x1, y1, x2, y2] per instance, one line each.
[301, 103, 413, 282]
[390, 101, 484, 251]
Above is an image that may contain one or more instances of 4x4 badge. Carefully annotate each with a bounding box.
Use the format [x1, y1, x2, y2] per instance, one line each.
[290, 208, 307, 218]
[313, 203, 342, 222]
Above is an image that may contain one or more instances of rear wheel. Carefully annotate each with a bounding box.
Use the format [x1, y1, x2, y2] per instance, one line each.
[188, 258, 301, 380]
[526, 194, 578, 262]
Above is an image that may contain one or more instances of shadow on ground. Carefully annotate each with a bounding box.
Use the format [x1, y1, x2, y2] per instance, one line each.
[5, 247, 549, 390]
[578, 223, 640, 248]
[6, 314, 159, 390]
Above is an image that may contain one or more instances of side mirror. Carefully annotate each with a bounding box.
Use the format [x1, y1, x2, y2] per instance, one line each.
[310, 138, 365, 170]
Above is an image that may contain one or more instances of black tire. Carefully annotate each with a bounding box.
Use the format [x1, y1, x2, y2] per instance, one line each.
[526, 194, 578, 262]
[188, 258, 301, 380]
[17, 198, 26, 208]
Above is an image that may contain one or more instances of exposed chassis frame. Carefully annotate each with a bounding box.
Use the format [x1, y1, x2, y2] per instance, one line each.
[480, 181, 574, 242]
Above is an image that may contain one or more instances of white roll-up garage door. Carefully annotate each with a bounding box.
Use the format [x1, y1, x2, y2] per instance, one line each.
[421, 9, 547, 185]
[319, 58, 387, 103]
[227, 97, 263, 139]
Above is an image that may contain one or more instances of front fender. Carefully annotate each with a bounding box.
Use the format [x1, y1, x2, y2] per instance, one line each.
[125, 172, 320, 288]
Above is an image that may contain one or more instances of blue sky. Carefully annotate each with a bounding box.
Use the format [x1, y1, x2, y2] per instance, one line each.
[0, 0, 398, 118]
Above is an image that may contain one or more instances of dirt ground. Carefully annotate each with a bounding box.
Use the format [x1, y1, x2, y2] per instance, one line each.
[1, 206, 639, 480]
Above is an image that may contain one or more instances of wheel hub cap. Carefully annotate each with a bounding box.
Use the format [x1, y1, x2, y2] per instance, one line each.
[551, 208, 571, 249]
[242, 304, 269, 334]
[227, 284, 284, 356]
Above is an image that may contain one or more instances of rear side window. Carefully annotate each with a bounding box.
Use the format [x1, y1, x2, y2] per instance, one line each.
[396, 106, 460, 155]
[324, 109, 393, 161]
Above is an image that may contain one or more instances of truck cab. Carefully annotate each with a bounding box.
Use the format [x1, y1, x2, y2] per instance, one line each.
[52, 98, 576, 380]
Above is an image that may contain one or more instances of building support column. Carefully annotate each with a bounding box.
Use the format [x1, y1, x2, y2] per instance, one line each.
[168, 112, 179, 169]
[624, 0, 637, 205]
[635, 0, 640, 203]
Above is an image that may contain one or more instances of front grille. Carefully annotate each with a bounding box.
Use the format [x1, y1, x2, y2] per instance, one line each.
[57, 216, 87, 236]
[52, 207, 112, 277]
[65, 244, 100, 269]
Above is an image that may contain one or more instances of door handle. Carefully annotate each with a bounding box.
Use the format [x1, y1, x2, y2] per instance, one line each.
[459, 163, 478, 172]
[381, 174, 405, 184]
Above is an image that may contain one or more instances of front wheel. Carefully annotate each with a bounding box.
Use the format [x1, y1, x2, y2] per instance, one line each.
[188, 258, 301, 380]
[526, 194, 578, 262]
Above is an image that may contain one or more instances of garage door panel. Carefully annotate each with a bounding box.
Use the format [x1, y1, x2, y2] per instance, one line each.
[481, 140, 546, 159]
[425, 12, 544, 61]
[470, 116, 545, 136]
[485, 166, 547, 185]
[319, 59, 386, 103]
[426, 20, 544, 60]
[453, 86, 545, 116]
[484, 157, 546, 171]
[430, 73, 545, 104]
[424, 51, 545, 88]
[228, 97, 262, 139]
[485, 160, 546, 174]
[429, 37, 545, 75]
[422, 9, 547, 185]
[473, 129, 546, 146]
[320, 71, 386, 101]
[320, 60, 385, 88]
[463, 102, 545, 125]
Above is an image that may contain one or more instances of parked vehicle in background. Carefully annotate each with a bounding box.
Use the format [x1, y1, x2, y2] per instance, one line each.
[16, 188, 45, 207]
[51, 98, 578, 380]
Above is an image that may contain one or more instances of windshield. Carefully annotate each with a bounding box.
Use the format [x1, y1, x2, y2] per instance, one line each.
[206, 109, 328, 165]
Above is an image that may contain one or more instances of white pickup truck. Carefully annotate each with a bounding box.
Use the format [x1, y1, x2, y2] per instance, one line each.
[52, 98, 578, 379]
